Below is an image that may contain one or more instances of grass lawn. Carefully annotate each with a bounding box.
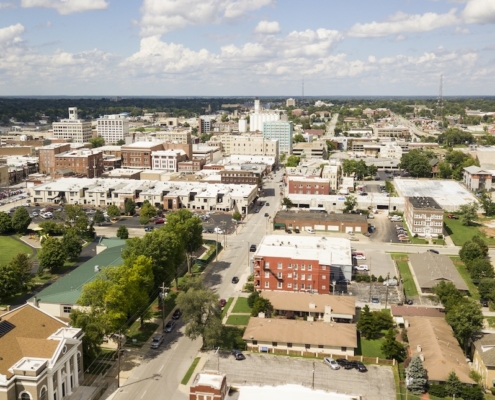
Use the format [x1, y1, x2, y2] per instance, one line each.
[0, 236, 33, 265]
[181, 357, 200, 385]
[486, 317, 495, 328]
[124, 321, 159, 348]
[432, 239, 446, 245]
[443, 217, 495, 247]
[359, 336, 386, 358]
[450, 256, 479, 299]
[395, 259, 418, 297]
[221, 297, 234, 318]
[226, 314, 251, 326]
[231, 297, 252, 314]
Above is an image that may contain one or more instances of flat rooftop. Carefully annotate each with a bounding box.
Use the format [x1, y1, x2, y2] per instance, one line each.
[274, 210, 367, 224]
[256, 235, 352, 266]
[394, 178, 478, 211]
[407, 196, 442, 210]
[237, 384, 358, 400]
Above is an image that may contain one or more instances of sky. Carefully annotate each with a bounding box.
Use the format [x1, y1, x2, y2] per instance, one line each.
[1, 0, 495, 96]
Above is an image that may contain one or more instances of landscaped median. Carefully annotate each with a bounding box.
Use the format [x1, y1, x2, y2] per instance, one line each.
[390, 253, 418, 297]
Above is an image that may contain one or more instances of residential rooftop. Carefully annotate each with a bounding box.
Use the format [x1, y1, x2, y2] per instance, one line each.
[274, 210, 367, 224]
[407, 196, 442, 210]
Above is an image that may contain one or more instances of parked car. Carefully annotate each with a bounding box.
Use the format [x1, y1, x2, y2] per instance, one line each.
[481, 299, 489, 307]
[371, 297, 380, 303]
[264, 212, 269, 217]
[144, 226, 154, 232]
[172, 309, 182, 320]
[383, 278, 398, 286]
[250, 244, 257, 252]
[405, 299, 414, 305]
[323, 357, 340, 370]
[31, 211, 39, 217]
[355, 361, 368, 372]
[447, 214, 459, 219]
[234, 352, 246, 360]
[164, 320, 176, 333]
[294, 228, 300, 234]
[305, 227, 315, 234]
[232, 276, 239, 284]
[265, 203, 270, 206]
[150, 334, 164, 349]
[427, 249, 440, 254]
[285, 229, 292, 234]
[349, 237, 359, 241]
[353, 255, 366, 260]
[255, 208, 260, 213]
[219, 299, 227, 308]
[335, 359, 353, 369]
[154, 218, 165, 224]
[354, 265, 369, 271]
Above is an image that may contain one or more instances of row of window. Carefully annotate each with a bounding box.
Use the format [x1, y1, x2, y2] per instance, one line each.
[413, 214, 443, 219]
[264, 281, 321, 290]
[267, 271, 322, 280]
[413, 220, 442, 226]
[276, 262, 314, 270]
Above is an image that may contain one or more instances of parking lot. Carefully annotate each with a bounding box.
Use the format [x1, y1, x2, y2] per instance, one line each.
[349, 282, 402, 305]
[353, 250, 396, 280]
[201, 212, 237, 235]
[204, 352, 396, 400]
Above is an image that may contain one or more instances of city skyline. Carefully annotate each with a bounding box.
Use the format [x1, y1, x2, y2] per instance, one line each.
[0, 0, 494, 96]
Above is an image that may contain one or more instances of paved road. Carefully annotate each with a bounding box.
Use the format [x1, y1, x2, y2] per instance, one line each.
[325, 113, 339, 137]
[109, 169, 285, 400]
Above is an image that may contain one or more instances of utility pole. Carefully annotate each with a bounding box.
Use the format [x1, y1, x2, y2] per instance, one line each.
[312, 361, 315, 390]
[215, 229, 219, 262]
[117, 329, 122, 388]
[159, 283, 168, 331]
[368, 258, 372, 303]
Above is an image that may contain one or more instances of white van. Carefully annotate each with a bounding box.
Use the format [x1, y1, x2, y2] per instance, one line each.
[306, 227, 315, 234]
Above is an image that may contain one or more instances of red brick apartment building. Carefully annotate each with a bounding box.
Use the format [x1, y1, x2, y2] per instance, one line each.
[54, 149, 104, 178]
[121, 142, 165, 169]
[253, 235, 353, 294]
[287, 176, 330, 195]
[39, 143, 71, 175]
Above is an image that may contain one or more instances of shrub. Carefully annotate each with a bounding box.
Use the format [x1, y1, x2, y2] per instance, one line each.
[355, 275, 362, 282]
[371, 274, 377, 282]
[377, 275, 384, 283]
[428, 384, 447, 398]
[244, 283, 254, 293]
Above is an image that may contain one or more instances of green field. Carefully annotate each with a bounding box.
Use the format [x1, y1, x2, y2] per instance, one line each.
[0, 236, 33, 265]
[231, 297, 252, 313]
[450, 256, 479, 299]
[444, 217, 495, 247]
[358, 336, 386, 358]
[226, 315, 251, 326]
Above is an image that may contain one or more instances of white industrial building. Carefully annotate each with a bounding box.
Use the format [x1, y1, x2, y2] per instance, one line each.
[52, 107, 92, 143]
[96, 114, 129, 144]
[249, 98, 281, 132]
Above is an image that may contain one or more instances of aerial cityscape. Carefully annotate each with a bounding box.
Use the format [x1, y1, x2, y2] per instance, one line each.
[1, 1, 495, 400]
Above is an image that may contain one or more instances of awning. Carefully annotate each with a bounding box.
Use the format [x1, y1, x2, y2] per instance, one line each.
[273, 223, 286, 228]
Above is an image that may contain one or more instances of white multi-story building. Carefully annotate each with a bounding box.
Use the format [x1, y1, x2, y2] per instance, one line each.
[96, 114, 129, 144]
[380, 142, 403, 159]
[52, 107, 92, 143]
[263, 121, 293, 154]
[249, 98, 281, 132]
[211, 134, 279, 160]
[151, 149, 187, 172]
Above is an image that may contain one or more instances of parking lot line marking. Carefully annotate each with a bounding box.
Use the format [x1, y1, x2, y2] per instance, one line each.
[158, 364, 164, 373]
[140, 389, 147, 399]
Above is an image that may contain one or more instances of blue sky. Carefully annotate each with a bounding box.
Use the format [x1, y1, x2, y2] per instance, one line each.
[0, 0, 494, 96]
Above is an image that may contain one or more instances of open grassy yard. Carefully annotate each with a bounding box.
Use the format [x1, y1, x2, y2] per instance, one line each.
[358, 336, 386, 358]
[231, 297, 252, 313]
[450, 256, 479, 299]
[226, 314, 251, 326]
[391, 254, 418, 296]
[0, 236, 33, 265]
[124, 321, 159, 348]
[444, 217, 495, 247]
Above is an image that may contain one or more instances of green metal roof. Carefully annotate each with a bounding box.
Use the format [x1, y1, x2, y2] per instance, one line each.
[99, 238, 127, 249]
[29, 245, 124, 306]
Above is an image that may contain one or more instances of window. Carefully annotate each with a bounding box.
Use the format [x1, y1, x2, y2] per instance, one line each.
[265, 262, 270, 268]
[308, 265, 312, 270]
[39, 387, 47, 400]
[321, 265, 326, 270]
[301, 283, 305, 289]
[287, 263, 292, 269]
[63, 306, 72, 314]
[272, 342, 277, 347]
[20, 394, 31, 400]
[253, 340, 258, 345]
[301, 264, 305, 270]
[277, 262, 283, 269]
[288, 343, 292, 348]
[288, 283, 292, 288]
[277, 282, 282, 289]
[308, 284, 312, 290]
[264, 281, 270, 288]
[288, 273, 292, 278]
[294, 283, 298, 290]
[277, 272, 283, 279]
[307, 274, 312, 280]
[322, 275, 326, 280]
[318, 345, 324, 349]
[301, 274, 305, 280]
[264, 272, 270, 278]
[322, 285, 326, 290]
[341, 347, 347, 352]
[305, 344, 310, 349]
[294, 264, 298, 270]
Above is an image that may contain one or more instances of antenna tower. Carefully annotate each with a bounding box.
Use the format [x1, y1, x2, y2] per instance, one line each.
[437, 74, 444, 121]
[302, 78, 305, 102]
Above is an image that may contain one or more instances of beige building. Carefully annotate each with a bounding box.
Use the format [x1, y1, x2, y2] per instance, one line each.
[292, 141, 328, 159]
[52, 108, 92, 143]
[0, 304, 84, 400]
[212, 135, 279, 160]
[321, 164, 342, 194]
[473, 334, 495, 389]
[404, 196, 444, 237]
[96, 114, 129, 144]
[154, 130, 191, 144]
[0, 165, 9, 186]
[151, 149, 188, 172]
[243, 317, 357, 357]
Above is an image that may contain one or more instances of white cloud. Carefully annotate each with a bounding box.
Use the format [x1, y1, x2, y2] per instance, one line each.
[254, 20, 280, 34]
[21, 0, 108, 15]
[348, 9, 460, 37]
[462, 0, 495, 24]
[395, 35, 406, 41]
[0, 23, 25, 47]
[0, 2, 15, 9]
[138, 0, 274, 37]
[454, 26, 470, 34]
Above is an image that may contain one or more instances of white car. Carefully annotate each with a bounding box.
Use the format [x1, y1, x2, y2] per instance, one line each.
[31, 212, 39, 217]
[323, 357, 340, 370]
[353, 255, 366, 260]
[354, 264, 369, 271]
[383, 279, 398, 286]
[306, 227, 315, 234]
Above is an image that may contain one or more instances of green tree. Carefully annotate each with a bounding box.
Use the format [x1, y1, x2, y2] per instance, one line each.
[285, 155, 300, 167]
[357, 305, 379, 339]
[293, 133, 306, 143]
[468, 258, 495, 284]
[164, 209, 203, 274]
[116, 225, 129, 240]
[124, 198, 136, 216]
[437, 161, 452, 179]
[479, 278, 495, 301]
[176, 284, 222, 348]
[9, 252, 33, 289]
[38, 221, 65, 235]
[433, 281, 463, 313]
[480, 191, 495, 216]
[446, 298, 483, 350]
[11, 206, 31, 233]
[89, 137, 105, 148]
[251, 297, 273, 317]
[93, 210, 105, 225]
[247, 290, 260, 308]
[354, 160, 368, 180]
[281, 197, 294, 209]
[458, 202, 478, 226]
[106, 205, 121, 220]
[0, 263, 22, 301]
[342, 159, 357, 176]
[445, 371, 462, 398]
[373, 310, 394, 331]
[279, 153, 286, 163]
[63, 204, 89, 234]
[406, 355, 428, 395]
[459, 241, 485, 264]
[38, 237, 66, 273]
[0, 212, 12, 234]
[343, 195, 357, 213]
[116, 139, 126, 145]
[232, 211, 242, 221]
[472, 235, 489, 257]
[399, 149, 432, 177]
[381, 328, 406, 361]
[461, 385, 485, 400]
[139, 201, 156, 225]
[69, 309, 107, 365]
[61, 228, 83, 262]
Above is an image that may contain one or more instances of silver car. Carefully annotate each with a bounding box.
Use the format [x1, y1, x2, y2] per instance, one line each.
[323, 357, 340, 370]
[150, 334, 164, 349]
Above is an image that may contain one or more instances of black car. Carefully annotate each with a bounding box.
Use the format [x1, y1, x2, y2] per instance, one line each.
[235, 352, 245, 360]
[481, 299, 489, 307]
[232, 276, 239, 284]
[294, 228, 300, 234]
[164, 320, 176, 333]
[335, 358, 349, 367]
[285, 229, 292, 234]
[172, 309, 182, 320]
[355, 361, 367, 372]
[405, 299, 413, 305]
[250, 244, 257, 252]
[428, 249, 440, 254]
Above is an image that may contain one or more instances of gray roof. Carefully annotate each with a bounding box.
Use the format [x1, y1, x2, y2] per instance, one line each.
[274, 210, 367, 224]
[474, 334, 495, 367]
[464, 165, 492, 175]
[408, 252, 469, 292]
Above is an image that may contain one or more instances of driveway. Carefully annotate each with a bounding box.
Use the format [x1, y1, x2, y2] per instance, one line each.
[203, 352, 396, 400]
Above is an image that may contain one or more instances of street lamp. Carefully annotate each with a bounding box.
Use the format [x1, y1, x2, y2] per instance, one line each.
[331, 281, 336, 295]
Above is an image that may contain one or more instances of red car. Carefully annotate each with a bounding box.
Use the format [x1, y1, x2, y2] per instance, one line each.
[219, 299, 227, 308]
[154, 218, 165, 224]
[447, 214, 459, 219]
